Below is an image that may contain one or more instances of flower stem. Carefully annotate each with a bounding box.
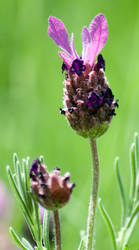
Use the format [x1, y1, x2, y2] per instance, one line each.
[53, 210, 61, 250]
[86, 138, 100, 250]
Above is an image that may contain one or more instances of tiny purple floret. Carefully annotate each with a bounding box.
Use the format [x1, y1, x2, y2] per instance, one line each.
[87, 92, 103, 109]
[103, 88, 114, 106]
[94, 54, 105, 71]
[70, 59, 86, 76]
[62, 63, 68, 73]
[29, 158, 40, 179]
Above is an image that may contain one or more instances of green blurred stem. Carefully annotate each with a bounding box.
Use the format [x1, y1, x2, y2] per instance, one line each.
[86, 139, 100, 250]
[53, 210, 61, 250]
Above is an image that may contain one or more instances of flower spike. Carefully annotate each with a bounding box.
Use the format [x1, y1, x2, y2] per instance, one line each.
[48, 14, 118, 139]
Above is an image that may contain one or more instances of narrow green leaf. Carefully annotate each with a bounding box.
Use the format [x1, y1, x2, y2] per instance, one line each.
[7, 166, 36, 241]
[33, 198, 42, 244]
[134, 132, 139, 169]
[13, 153, 18, 172]
[130, 143, 137, 200]
[126, 202, 139, 230]
[16, 160, 26, 200]
[22, 238, 34, 250]
[98, 199, 117, 250]
[9, 227, 27, 250]
[26, 157, 30, 171]
[43, 209, 50, 249]
[77, 239, 85, 250]
[22, 158, 33, 213]
[115, 157, 127, 225]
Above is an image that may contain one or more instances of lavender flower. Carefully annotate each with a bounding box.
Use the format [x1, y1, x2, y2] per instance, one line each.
[48, 14, 118, 138]
[30, 160, 75, 210]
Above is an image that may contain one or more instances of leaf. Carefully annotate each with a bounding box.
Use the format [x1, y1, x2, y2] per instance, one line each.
[33, 198, 42, 243]
[9, 227, 27, 250]
[22, 238, 34, 250]
[134, 132, 139, 169]
[98, 199, 117, 250]
[77, 239, 85, 250]
[43, 209, 50, 249]
[7, 166, 36, 241]
[115, 157, 127, 225]
[129, 143, 137, 209]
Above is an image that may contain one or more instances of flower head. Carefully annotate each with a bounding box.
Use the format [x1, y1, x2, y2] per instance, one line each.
[30, 159, 75, 210]
[48, 14, 118, 139]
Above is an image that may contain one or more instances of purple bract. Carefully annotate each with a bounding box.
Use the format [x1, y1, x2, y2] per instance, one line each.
[48, 14, 108, 75]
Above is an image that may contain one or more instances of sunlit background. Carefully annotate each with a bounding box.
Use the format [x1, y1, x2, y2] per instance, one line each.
[0, 0, 139, 249]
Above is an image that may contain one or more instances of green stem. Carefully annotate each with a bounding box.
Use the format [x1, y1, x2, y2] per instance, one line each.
[53, 210, 61, 250]
[86, 139, 100, 250]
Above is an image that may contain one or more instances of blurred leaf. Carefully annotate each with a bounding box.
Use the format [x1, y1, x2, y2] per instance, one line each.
[9, 227, 27, 250]
[115, 157, 127, 225]
[43, 209, 50, 250]
[22, 238, 34, 250]
[98, 199, 117, 250]
[130, 143, 137, 201]
[33, 198, 42, 244]
[134, 132, 139, 169]
[123, 245, 129, 250]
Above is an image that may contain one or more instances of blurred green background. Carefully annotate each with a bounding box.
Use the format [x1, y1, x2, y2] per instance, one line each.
[0, 0, 139, 249]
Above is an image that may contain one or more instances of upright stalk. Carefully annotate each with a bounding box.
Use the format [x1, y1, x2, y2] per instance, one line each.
[86, 138, 100, 250]
[53, 210, 61, 250]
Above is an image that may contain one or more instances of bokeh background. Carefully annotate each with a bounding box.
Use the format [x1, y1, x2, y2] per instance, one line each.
[0, 0, 139, 249]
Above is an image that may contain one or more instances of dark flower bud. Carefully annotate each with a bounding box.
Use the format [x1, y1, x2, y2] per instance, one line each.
[30, 160, 75, 210]
[70, 59, 86, 76]
[94, 54, 105, 71]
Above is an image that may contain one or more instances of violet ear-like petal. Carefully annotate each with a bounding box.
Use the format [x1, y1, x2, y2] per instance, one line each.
[71, 33, 79, 59]
[59, 51, 73, 67]
[48, 16, 73, 55]
[82, 26, 91, 60]
[85, 14, 108, 66]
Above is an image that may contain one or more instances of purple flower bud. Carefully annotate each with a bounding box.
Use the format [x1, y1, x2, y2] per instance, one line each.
[29, 158, 41, 179]
[30, 160, 75, 210]
[103, 88, 114, 106]
[62, 63, 68, 73]
[87, 92, 103, 109]
[94, 54, 105, 71]
[70, 59, 86, 76]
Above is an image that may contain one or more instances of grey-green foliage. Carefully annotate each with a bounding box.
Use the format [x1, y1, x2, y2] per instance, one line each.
[98, 132, 139, 250]
[7, 154, 50, 250]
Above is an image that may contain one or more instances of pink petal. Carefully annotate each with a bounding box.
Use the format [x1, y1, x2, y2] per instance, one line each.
[82, 26, 91, 60]
[71, 33, 79, 58]
[59, 51, 73, 67]
[85, 14, 108, 66]
[48, 16, 73, 55]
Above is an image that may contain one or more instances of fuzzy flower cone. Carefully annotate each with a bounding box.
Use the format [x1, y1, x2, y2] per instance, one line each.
[30, 159, 75, 210]
[48, 14, 118, 138]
